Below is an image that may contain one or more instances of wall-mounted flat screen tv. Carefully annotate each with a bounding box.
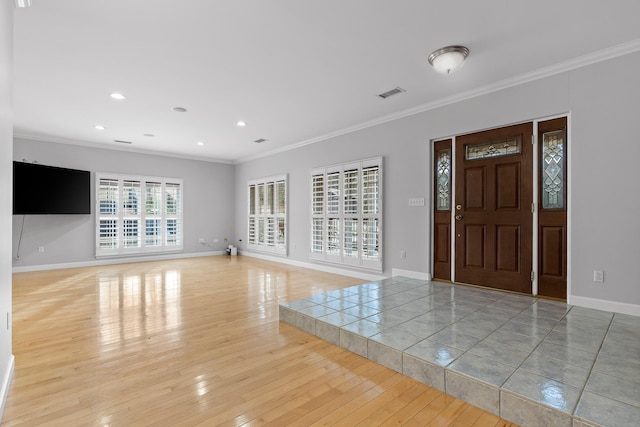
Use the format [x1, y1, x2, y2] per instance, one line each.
[13, 161, 91, 215]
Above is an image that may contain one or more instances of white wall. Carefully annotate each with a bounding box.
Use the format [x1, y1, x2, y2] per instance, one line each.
[0, 0, 14, 418]
[12, 139, 236, 269]
[235, 53, 640, 315]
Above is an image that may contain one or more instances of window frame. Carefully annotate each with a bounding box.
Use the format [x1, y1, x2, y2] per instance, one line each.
[310, 157, 382, 271]
[247, 174, 288, 255]
[96, 173, 183, 257]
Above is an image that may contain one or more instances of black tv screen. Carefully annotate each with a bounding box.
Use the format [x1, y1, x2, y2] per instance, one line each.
[13, 162, 91, 215]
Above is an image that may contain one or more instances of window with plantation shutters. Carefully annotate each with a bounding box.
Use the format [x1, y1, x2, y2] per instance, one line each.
[310, 157, 382, 271]
[247, 174, 287, 255]
[96, 173, 183, 257]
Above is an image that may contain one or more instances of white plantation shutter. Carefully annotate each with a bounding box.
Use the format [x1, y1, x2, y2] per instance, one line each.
[247, 174, 287, 255]
[309, 157, 382, 271]
[96, 173, 183, 257]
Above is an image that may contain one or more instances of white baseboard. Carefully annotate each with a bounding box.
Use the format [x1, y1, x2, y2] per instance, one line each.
[12, 251, 224, 273]
[568, 295, 640, 317]
[241, 251, 386, 282]
[391, 268, 432, 281]
[0, 355, 15, 422]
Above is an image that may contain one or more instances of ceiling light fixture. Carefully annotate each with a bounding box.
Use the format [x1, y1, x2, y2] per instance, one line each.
[110, 92, 127, 100]
[14, 0, 31, 8]
[197, 141, 205, 146]
[143, 133, 155, 137]
[94, 125, 105, 130]
[428, 45, 470, 74]
[237, 121, 246, 127]
[171, 106, 187, 113]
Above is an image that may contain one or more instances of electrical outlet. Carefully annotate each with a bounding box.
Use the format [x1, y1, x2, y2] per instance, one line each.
[224, 237, 228, 242]
[593, 270, 604, 283]
[38, 246, 44, 253]
[408, 198, 425, 207]
[400, 250, 407, 259]
[198, 238, 206, 244]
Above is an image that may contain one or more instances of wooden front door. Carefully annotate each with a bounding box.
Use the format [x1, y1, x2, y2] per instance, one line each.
[454, 123, 533, 294]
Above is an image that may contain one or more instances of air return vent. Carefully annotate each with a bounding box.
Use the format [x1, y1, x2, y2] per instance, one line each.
[114, 139, 133, 145]
[254, 138, 268, 143]
[377, 87, 406, 99]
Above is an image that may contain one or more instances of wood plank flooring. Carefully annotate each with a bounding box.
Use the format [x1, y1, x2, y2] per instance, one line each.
[4, 256, 517, 426]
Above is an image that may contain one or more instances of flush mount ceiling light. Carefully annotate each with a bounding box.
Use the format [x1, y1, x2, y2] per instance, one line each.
[197, 141, 205, 146]
[237, 121, 246, 127]
[428, 45, 470, 74]
[109, 92, 126, 100]
[94, 125, 105, 130]
[14, 0, 31, 8]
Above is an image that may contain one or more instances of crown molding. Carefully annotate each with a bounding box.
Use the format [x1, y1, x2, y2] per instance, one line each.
[236, 38, 640, 164]
[13, 133, 235, 165]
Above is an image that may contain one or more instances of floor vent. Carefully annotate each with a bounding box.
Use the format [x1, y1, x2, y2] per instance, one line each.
[377, 87, 406, 99]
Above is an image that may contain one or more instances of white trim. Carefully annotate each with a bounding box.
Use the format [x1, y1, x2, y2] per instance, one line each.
[237, 39, 640, 165]
[13, 135, 234, 165]
[242, 251, 386, 282]
[391, 269, 431, 281]
[566, 112, 573, 304]
[12, 251, 223, 273]
[0, 355, 15, 421]
[531, 121, 539, 296]
[568, 295, 640, 317]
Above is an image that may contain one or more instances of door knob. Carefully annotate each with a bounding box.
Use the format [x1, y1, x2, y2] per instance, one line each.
[455, 214, 463, 221]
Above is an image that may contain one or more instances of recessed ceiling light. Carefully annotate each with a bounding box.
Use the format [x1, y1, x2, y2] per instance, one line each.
[94, 125, 106, 130]
[254, 138, 268, 144]
[172, 106, 187, 113]
[110, 92, 127, 100]
[197, 141, 205, 146]
[237, 121, 246, 127]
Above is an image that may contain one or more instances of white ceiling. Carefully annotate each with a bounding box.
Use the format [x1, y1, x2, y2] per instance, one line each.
[12, 1, 640, 164]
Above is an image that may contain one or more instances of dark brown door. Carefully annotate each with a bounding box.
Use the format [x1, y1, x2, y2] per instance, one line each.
[537, 117, 568, 299]
[455, 123, 533, 294]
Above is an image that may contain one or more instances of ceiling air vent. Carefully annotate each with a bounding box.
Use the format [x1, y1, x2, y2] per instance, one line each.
[377, 87, 406, 99]
[254, 138, 268, 144]
[114, 139, 133, 145]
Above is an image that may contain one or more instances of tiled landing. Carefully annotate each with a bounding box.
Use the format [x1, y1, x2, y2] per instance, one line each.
[279, 277, 640, 427]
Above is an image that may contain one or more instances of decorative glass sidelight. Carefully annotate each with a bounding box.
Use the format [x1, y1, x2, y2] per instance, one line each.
[436, 148, 451, 211]
[542, 130, 564, 209]
[466, 136, 521, 160]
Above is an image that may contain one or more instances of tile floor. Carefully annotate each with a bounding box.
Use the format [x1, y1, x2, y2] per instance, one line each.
[279, 276, 640, 427]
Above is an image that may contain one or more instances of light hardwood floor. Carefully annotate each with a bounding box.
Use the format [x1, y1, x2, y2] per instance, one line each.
[4, 256, 517, 426]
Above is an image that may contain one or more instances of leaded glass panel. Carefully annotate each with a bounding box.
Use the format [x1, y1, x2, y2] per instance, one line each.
[436, 148, 451, 211]
[466, 136, 521, 160]
[542, 130, 564, 209]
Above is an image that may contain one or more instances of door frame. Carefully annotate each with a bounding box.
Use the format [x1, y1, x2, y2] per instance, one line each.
[431, 114, 570, 298]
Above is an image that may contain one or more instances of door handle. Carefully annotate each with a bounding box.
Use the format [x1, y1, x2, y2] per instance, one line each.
[455, 214, 463, 221]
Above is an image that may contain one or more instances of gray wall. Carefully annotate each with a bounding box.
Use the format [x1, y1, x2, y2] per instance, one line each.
[12, 139, 236, 268]
[235, 52, 640, 310]
[0, 0, 13, 416]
